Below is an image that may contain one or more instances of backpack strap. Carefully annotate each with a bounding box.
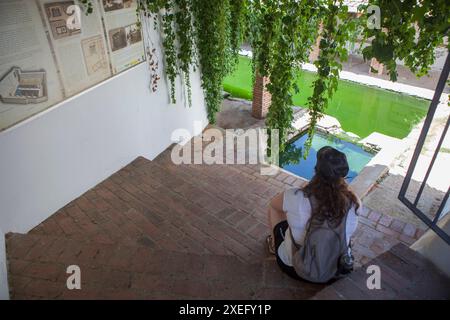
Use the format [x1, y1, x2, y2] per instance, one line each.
[288, 194, 317, 250]
[288, 227, 301, 250]
[304, 195, 319, 235]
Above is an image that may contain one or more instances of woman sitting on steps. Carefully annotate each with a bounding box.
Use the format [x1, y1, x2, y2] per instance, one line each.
[267, 146, 361, 283]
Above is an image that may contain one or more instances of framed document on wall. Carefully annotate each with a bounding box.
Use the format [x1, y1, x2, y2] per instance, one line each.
[0, 0, 145, 132]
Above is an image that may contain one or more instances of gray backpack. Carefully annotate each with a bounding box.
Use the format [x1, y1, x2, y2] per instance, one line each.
[288, 196, 353, 283]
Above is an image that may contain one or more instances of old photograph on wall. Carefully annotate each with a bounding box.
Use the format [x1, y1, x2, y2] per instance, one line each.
[103, 0, 133, 12]
[44, 1, 81, 40]
[108, 26, 127, 52]
[102, 0, 144, 74]
[39, 0, 112, 96]
[125, 23, 142, 46]
[108, 23, 142, 52]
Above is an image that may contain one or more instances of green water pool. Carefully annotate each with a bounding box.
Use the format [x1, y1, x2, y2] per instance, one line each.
[223, 56, 430, 139]
[281, 131, 374, 182]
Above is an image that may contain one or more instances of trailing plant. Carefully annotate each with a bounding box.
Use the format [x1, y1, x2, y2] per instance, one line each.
[137, 0, 184, 104]
[251, 0, 321, 152]
[252, 0, 448, 155]
[161, 0, 178, 103]
[90, 1, 448, 156]
[229, 0, 248, 67]
[137, 0, 165, 26]
[249, 0, 278, 83]
[305, 0, 359, 154]
[192, 0, 232, 123]
[174, 0, 195, 107]
[136, 0, 247, 117]
[360, 0, 450, 82]
[191, 0, 248, 119]
[79, 0, 93, 14]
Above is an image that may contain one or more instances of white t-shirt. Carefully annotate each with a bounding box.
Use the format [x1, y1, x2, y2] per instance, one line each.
[278, 188, 359, 267]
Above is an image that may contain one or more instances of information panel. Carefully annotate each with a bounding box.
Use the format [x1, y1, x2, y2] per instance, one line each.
[0, 0, 145, 131]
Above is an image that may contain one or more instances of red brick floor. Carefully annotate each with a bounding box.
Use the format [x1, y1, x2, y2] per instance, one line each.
[5, 146, 427, 299]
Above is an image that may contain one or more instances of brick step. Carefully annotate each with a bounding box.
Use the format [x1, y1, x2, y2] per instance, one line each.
[24, 154, 417, 270]
[144, 150, 303, 241]
[139, 156, 412, 268]
[6, 232, 325, 299]
[152, 144, 305, 202]
[25, 158, 271, 263]
[98, 157, 271, 262]
[9, 152, 438, 300]
[151, 148, 279, 212]
[138, 158, 272, 228]
[311, 243, 450, 300]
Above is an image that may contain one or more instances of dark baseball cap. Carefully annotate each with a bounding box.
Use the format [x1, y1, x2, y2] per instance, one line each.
[315, 146, 349, 179]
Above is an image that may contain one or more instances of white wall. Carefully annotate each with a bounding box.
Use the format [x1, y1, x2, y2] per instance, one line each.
[0, 61, 208, 234]
[0, 17, 207, 300]
[0, 228, 9, 300]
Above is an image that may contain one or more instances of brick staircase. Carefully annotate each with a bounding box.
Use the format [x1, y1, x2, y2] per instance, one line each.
[312, 243, 450, 300]
[8, 232, 326, 299]
[7, 231, 449, 299]
[5, 151, 448, 299]
[6, 154, 325, 299]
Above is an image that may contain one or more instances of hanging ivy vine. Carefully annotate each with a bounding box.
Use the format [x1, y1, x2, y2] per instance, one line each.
[250, 0, 323, 152]
[360, 0, 450, 82]
[136, 0, 246, 119]
[229, 0, 248, 67]
[89, 0, 448, 155]
[174, 0, 195, 107]
[161, 1, 178, 103]
[249, 0, 278, 85]
[305, 1, 359, 153]
[193, 0, 233, 123]
[250, 0, 447, 154]
[79, 0, 93, 14]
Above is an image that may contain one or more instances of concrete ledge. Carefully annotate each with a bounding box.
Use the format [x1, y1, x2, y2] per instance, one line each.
[350, 133, 405, 199]
[350, 164, 389, 199]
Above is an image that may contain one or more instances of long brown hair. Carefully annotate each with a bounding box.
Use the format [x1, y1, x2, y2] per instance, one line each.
[302, 174, 360, 226]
